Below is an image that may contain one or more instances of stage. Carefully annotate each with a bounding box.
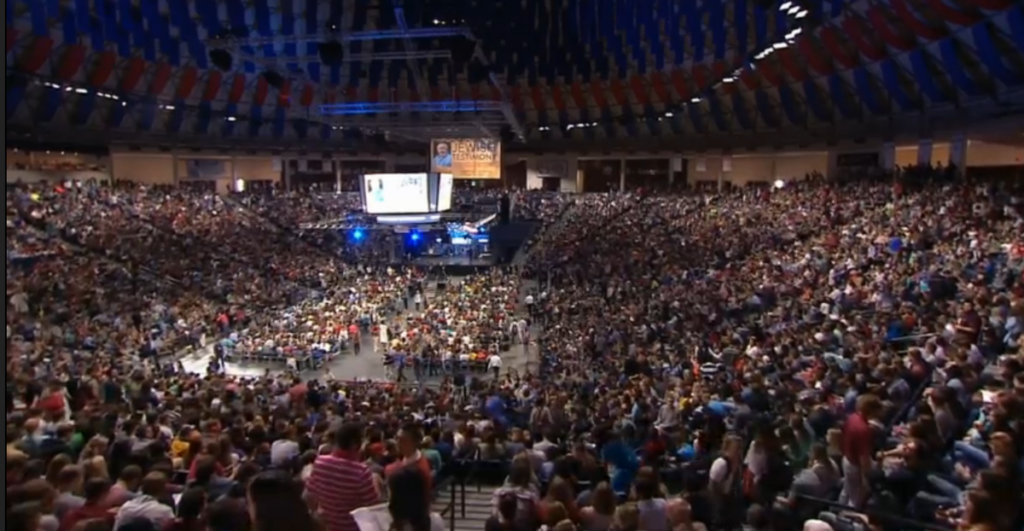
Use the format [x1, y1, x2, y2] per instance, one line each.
[408, 253, 500, 275]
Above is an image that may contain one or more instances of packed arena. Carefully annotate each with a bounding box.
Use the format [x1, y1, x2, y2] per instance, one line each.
[9, 169, 1024, 531]
[7, 0, 1024, 531]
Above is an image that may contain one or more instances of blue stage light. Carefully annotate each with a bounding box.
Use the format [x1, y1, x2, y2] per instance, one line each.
[352, 229, 364, 240]
[410, 232, 420, 242]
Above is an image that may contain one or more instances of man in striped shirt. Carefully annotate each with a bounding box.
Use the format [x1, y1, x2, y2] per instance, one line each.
[306, 423, 380, 531]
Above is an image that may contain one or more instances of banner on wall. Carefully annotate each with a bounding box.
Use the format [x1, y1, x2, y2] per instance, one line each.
[696, 158, 707, 172]
[917, 138, 933, 166]
[721, 155, 733, 173]
[185, 159, 228, 179]
[948, 133, 966, 170]
[429, 138, 501, 179]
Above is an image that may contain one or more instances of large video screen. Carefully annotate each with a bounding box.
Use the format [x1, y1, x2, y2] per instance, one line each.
[363, 173, 429, 214]
[437, 173, 453, 211]
[430, 139, 501, 179]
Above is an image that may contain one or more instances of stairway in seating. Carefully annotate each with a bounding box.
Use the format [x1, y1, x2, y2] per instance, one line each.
[435, 485, 493, 531]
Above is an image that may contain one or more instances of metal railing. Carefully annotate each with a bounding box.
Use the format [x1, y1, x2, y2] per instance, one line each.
[795, 495, 955, 531]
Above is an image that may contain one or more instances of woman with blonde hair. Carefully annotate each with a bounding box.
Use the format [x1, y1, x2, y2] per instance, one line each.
[78, 436, 109, 464]
[611, 503, 639, 531]
[45, 454, 72, 485]
[81, 456, 109, 482]
[707, 435, 743, 528]
[552, 521, 577, 531]
[579, 483, 616, 531]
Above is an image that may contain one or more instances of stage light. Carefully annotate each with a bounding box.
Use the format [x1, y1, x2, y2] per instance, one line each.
[352, 229, 364, 240]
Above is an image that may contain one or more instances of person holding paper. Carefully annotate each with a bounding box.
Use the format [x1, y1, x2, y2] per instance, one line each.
[350, 466, 445, 531]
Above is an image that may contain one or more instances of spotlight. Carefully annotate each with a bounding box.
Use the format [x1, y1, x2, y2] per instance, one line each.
[352, 229, 364, 240]
[410, 231, 420, 242]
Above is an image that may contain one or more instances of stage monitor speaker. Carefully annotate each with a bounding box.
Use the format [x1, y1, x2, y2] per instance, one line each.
[499, 195, 510, 224]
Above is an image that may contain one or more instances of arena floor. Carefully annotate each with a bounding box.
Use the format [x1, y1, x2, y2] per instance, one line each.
[177, 278, 538, 383]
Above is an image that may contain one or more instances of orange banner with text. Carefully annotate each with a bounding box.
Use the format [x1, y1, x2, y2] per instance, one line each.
[429, 138, 501, 179]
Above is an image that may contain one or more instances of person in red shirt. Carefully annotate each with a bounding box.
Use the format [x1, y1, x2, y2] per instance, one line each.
[36, 383, 66, 418]
[841, 394, 882, 509]
[384, 423, 433, 498]
[348, 324, 361, 355]
[59, 478, 114, 531]
[307, 423, 379, 531]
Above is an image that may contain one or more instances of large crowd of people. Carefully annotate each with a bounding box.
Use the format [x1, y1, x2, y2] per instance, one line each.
[6, 170, 1024, 531]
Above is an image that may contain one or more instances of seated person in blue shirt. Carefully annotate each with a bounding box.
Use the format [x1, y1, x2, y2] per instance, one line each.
[600, 429, 639, 496]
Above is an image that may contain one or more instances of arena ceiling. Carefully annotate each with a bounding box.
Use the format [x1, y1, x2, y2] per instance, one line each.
[6, 0, 1024, 153]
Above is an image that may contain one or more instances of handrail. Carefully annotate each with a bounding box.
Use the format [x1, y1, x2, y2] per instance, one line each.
[444, 482, 457, 531]
[794, 495, 956, 531]
[461, 459, 475, 518]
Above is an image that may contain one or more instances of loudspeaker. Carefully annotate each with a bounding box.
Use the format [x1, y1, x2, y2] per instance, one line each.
[499, 195, 510, 224]
[262, 71, 284, 89]
[318, 41, 344, 65]
[209, 49, 233, 71]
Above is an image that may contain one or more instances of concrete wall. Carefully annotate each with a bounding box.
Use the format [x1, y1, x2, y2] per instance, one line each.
[965, 141, 1024, 167]
[110, 153, 176, 185]
[689, 152, 829, 186]
[893, 141, 1023, 168]
[525, 157, 580, 192]
[6, 170, 111, 183]
[174, 156, 233, 181]
[895, 143, 951, 167]
[234, 157, 281, 182]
